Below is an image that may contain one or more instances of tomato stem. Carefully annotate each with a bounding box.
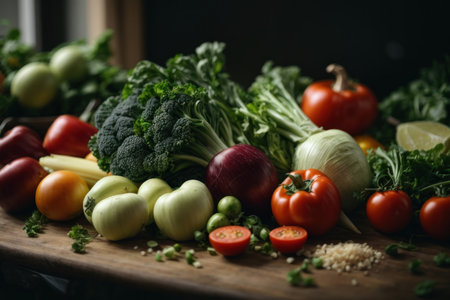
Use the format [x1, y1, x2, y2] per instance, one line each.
[326, 64, 351, 91]
[284, 174, 313, 194]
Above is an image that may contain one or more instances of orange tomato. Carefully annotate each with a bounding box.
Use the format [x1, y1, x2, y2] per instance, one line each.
[354, 135, 384, 156]
[35, 170, 89, 221]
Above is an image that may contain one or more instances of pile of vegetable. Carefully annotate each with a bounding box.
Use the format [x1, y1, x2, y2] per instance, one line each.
[0, 38, 448, 296]
[0, 26, 127, 118]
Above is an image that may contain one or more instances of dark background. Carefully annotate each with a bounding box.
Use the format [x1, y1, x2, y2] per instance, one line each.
[141, 0, 450, 100]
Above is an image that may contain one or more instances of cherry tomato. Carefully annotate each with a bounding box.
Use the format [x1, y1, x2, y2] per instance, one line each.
[354, 135, 384, 156]
[209, 225, 251, 256]
[269, 226, 308, 254]
[271, 169, 341, 236]
[419, 196, 450, 241]
[36, 170, 89, 221]
[366, 190, 413, 233]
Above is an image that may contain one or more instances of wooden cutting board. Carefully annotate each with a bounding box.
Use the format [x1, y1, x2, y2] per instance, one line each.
[0, 208, 449, 299]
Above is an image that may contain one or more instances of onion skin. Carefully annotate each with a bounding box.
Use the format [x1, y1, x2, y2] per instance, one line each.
[205, 144, 278, 217]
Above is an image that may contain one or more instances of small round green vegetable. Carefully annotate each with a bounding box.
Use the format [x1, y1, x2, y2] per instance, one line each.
[11, 62, 58, 109]
[50, 45, 87, 82]
[206, 212, 230, 233]
[217, 196, 242, 219]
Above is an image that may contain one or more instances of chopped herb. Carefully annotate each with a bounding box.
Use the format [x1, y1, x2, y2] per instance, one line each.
[162, 246, 176, 259]
[409, 259, 422, 274]
[259, 227, 270, 241]
[414, 280, 435, 297]
[23, 210, 48, 237]
[311, 257, 323, 269]
[287, 268, 302, 286]
[67, 225, 92, 254]
[385, 244, 399, 256]
[146, 240, 159, 248]
[300, 260, 309, 272]
[155, 251, 163, 262]
[385, 242, 417, 256]
[173, 243, 182, 252]
[433, 252, 450, 267]
[83, 197, 95, 217]
[287, 267, 315, 287]
[185, 249, 196, 265]
[207, 247, 217, 255]
[302, 277, 315, 287]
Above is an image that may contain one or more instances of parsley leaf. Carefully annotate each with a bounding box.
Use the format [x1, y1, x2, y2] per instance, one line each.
[23, 210, 49, 237]
[67, 225, 92, 254]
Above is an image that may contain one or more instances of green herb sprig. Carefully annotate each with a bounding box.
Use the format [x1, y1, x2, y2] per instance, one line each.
[67, 225, 92, 253]
[23, 210, 49, 237]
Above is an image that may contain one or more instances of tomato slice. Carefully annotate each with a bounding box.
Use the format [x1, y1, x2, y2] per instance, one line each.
[209, 225, 251, 256]
[269, 226, 308, 254]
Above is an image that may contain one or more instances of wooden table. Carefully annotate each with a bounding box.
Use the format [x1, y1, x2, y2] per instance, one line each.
[0, 209, 449, 299]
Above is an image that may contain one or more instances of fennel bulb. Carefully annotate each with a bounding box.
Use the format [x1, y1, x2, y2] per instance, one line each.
[293, 129, 371, 212]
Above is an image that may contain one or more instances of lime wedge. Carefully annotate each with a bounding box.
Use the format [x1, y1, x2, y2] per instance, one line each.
[396, 121, 450, 152]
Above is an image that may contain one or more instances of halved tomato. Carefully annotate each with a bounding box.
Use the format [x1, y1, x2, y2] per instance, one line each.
[269, 226, 308, 254]
[209, 225, 251, 256]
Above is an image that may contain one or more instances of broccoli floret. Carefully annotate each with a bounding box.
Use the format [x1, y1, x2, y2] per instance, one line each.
[94, 96, 121, 128]
[110, 135, 151, 182]
[89, 45, 248, 184]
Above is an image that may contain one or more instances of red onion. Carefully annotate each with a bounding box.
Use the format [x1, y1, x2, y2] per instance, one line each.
[205, 144, 278, 217]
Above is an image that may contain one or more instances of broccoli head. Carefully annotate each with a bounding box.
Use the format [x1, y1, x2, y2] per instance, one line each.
[110, 135, 151, 182]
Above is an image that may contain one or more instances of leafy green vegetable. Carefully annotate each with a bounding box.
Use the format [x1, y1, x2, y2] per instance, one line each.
[0, 26, 127, 118]
[23, 210, 49, 237]
[67, 224, 92, 253]
[89, 43, 248, 186]
[370, 55, 450, 145]
[367, 144, 450, 209]
[234, 62, 315, 173]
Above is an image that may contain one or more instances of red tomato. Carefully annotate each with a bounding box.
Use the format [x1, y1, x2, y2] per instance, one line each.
[366, 190, 413, 233]
[269, 226, 308, 254]
[35, 170, 89, 221]
[43, 115, 98, 157]
[419, 196, 450, 241]
[301, 64, 378, 135]
[271, 169, 341, 236]
[209, 225, 251, 256]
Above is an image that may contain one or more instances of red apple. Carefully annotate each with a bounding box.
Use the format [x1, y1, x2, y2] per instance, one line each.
[0, 157, 48, 213]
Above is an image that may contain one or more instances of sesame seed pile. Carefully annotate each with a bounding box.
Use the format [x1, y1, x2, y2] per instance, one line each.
[308, 241, 383, 273]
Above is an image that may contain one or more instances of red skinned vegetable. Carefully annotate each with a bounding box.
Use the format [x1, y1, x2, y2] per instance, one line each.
[269, 226, 308, 254]
[301, 64, 378, 135]
[366, 190, 413, 234]
[205, 144, 278, 218]
[209, 225, 251, 256]
[43, 114, 97, 157]
[0, 157, 48, 213]
[419, 196, 450, 241]
[271, 169, 341, 236]
[0, 125, 48, 167]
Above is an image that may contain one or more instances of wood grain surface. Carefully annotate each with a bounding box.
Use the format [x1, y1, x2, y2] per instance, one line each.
[0, 209, 449, 299]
